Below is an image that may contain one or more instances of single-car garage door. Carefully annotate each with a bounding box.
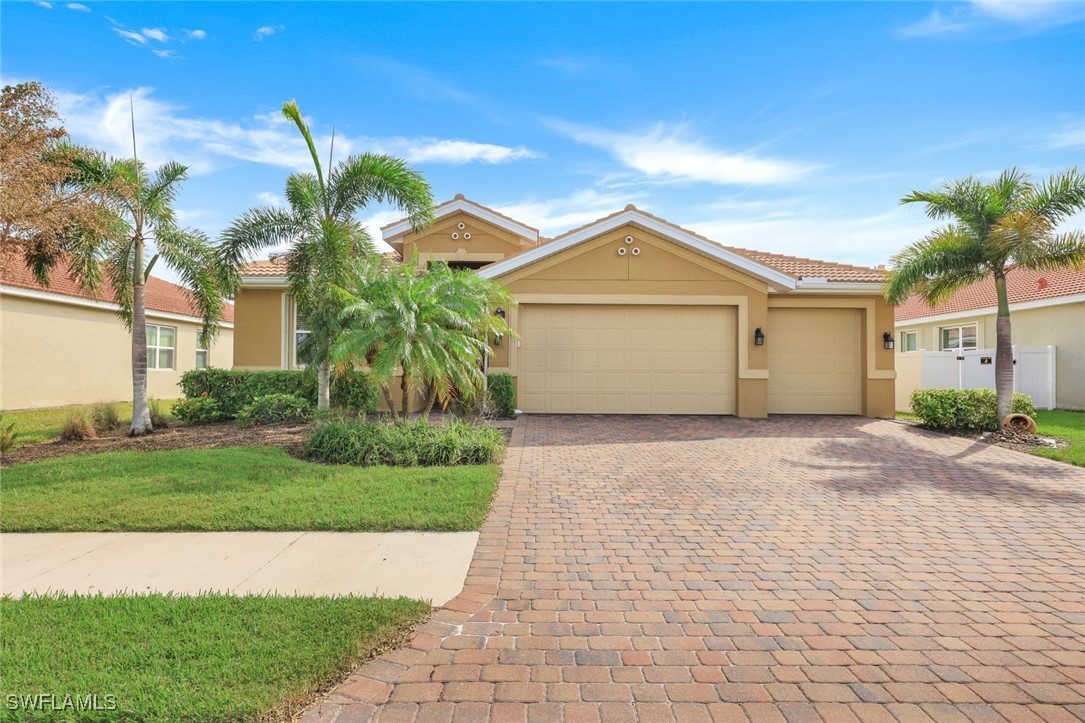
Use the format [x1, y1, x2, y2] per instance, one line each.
[767, 308, 862, 414]
[519, 305, 736, 414]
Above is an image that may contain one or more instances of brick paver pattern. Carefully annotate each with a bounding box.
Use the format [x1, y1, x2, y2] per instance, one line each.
[304, 416, 1085, 722]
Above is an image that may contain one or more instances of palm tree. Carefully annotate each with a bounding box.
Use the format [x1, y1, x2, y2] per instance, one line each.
[885, 167, 1085, 426]
[219, 100, 434, 409]
[334, 258, 513, 423]
[49, 153, 226, 435]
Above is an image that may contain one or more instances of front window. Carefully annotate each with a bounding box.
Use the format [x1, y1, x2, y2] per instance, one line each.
[146, 324, 176, 370]
[940, 324, 978, 351]
[196, 333, 210, 369]
[294, 304, 311, 368]
[900, 330, 918, 352]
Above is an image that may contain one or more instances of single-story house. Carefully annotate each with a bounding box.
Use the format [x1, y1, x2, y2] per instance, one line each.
[233, 195, 896, 417]
[1, 257, 234, 410]
[894, 267, 1085, 411]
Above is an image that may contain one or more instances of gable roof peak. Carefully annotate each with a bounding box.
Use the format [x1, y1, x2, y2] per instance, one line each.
[381, 194, 539, 243]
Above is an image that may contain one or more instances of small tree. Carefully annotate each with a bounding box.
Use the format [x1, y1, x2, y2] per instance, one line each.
[886, 167, 1085, 426]
[220, 100, 434, 409]
[334, 258, 513, 423]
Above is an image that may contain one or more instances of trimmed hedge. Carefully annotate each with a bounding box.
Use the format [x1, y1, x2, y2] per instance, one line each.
[179, 368, 377, 419]
[237, 394, 313, 428]
[172, 396, 226, 425]
[910, 388, 1036, 431]
[487, 373, 516, 419]
[304, 419, 506, 467]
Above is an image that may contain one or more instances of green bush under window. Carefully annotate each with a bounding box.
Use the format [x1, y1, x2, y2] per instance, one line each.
[179, 368, 377, 419]
[909, 388, 1036, 431]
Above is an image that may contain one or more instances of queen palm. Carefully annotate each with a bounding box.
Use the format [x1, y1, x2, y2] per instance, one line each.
[334, 258, 513, 422]
[220, 100, 434, 409]
[47, 154, 226, 436]
[885, 167, 1085, 426]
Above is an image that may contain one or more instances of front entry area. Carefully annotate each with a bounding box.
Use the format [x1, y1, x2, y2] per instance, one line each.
[518, 304, 737, 414]
[767, 307, 863, 414]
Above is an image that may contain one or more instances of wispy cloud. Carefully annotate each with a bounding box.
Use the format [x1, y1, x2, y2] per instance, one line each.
[550, 120, 815, 186]
[495, 188, 647, 236]
[901, 0, 1085, 36]
[187, 29, 207, 40]
[1042, 121, 1085, 150]
[254, 25, 283, 40]
[33, 1, 52, 8]
[141, 27, 168, 42]
[256, 192, 284, 207]
[113, 27, 148, 45]
[65, 3, 90, 11]
[54, 87, 541, 176]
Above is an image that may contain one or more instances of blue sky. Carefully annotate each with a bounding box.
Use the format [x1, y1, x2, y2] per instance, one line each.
[4, 1, 1084, 280]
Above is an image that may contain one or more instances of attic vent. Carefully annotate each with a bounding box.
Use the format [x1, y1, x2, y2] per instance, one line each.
[457, 222, 466, 229]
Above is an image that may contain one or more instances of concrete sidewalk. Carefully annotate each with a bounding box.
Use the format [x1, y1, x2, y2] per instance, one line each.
[1, 531, 478, 604]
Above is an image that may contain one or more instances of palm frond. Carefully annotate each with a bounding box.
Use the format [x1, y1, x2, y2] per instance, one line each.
[328, 153, 434, 230]
[1026, 166, 1085, 225]
[281, 100, 327, 211]
[883, 225, 988, 306]
[156, 226, 225, 341]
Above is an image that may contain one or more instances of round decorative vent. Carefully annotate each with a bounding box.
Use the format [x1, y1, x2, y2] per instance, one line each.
[625, 235, 634, 244]
[457, 222, 466, 230]
[617, 247, 627, 256]
[631, 247, 641, 256]
[451, 232, 459, 240]
[463, 232, 471, 240]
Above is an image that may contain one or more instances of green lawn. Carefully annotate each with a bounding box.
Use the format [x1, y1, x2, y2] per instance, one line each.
[1031, 409, 1085, 467]
[1, 401, 177, 448]
[2, 446, 499, 532]
[0, 592, 429, 722]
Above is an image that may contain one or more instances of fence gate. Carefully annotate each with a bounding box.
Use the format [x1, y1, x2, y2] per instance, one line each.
[917, 346, 1056, 410]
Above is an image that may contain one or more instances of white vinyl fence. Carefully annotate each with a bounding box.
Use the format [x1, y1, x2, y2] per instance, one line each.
[897, 346, 1056, 410]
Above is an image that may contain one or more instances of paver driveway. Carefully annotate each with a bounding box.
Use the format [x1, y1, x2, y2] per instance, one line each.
[305, 416, 1085, 723]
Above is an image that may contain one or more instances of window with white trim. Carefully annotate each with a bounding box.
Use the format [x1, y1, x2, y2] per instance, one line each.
[146, 324, 176, 370]
[293, 304, 311, 368]
[195, 333, 210, 369]
[940, 323, 978, 351]
[900, 330, 918, 353]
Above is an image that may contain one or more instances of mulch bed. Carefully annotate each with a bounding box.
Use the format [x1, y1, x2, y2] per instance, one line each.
[897, 419, 1067, 455]
[1, 422, 310, 467]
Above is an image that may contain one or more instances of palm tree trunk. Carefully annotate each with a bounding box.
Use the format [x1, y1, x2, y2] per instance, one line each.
[316, 360, 331, 410]
[421, 384, 438, 423]
[381, 385, 398, 423]
[130, 236, 152, 436]
[401, 375, 410, 423]
[993, 270, 1014, 428]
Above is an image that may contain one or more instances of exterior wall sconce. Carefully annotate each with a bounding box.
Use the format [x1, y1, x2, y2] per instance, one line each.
[494, 308, 506, 345]
[883, 331, 895, 350]
[754, 327, 765, 346]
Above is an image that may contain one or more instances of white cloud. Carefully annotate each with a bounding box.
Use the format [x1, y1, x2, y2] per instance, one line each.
[54, 86, 540, 176]
[141, 27, 168, 42]
[495, 188, 646, 237]
[901, 0, 1085, 36]
[257, 191, 283, 207]
[152, 49, 176, 59]
[187, 29, 207, 40]
[254, 25, 283, 40]
[551, 120, 814, 186]
[65, 3, 90, 11]
[402, 139, 538, 164]
[113, 27, 147, 45]
[33, 1, 52, 8]
[1042, 122, 1085, 150]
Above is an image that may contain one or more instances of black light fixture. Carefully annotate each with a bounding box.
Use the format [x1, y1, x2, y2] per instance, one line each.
[883, 331, 895, 350]
[754, 327, 765, 346]
[494, 308, 506, 345]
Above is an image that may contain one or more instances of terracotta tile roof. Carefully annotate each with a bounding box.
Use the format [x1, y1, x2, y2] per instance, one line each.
[895, 267, 1085, 321]
[1, 254, 234, 323]
[239, 256, 289, 276]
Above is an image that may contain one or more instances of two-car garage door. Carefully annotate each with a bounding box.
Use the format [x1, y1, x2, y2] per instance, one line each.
[519, 305, 736, 414]
[517, 304, 862, 415]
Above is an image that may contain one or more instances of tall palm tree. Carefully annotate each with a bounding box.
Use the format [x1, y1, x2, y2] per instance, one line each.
[334, 258, 513, 423]
[220, 100, 434, 409]
[50, 153, 226, 435]
[885, 167, 1085, 426]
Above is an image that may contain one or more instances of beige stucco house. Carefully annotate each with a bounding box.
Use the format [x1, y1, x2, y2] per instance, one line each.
[1, 257, 234, 410]
[894, 267, 1085, 411]
[233, 195, 896, 418]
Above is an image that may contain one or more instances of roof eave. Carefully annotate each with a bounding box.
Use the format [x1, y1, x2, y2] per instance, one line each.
[381, 197, 540, 243]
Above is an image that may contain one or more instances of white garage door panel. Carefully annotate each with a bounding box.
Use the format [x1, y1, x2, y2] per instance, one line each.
[768, 308, 862, 415]
[519, 305, 736, 414]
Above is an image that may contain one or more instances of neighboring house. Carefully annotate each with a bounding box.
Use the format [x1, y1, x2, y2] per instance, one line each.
[1, 257, 234, 410]
[894, 267, 1085, 411]
[232, 195, 896, 418]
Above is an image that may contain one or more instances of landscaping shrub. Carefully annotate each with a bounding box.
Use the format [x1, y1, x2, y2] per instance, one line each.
[910, 388, 1037, 431]
[172, 396, 226, 425]
[0, 416, 17, 453]
[486, 373, 516, 419]
[148, 399, 171, 428]
[179, 368, 376, 418]
[237, 393, 314, 428]
[90, 403, 121, 432]
[304, 419, 506, 467]
[58, 412, 96, 441]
